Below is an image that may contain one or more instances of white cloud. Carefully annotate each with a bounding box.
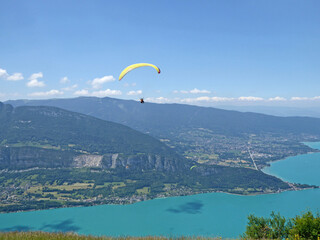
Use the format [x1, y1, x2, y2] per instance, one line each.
[156, 97, 170, 102]
[0, 68, 23, 81]
[181, 96, 232, 103]
[7, 73, 24, 81]
[127, 90, 142, 96]
[211, 97, 234, 102]
[91, 89, 122, 97]
[29, 89, 64, 97]
[268, 96, 287, 101]
[291, 96, 320, 101]
[62, 84, 78, 91]
[90, 75, 115, 89]
[173, 88, 211, 94]
[60, 76, 69, 84]
[195, 96, 211, 101]
[190, 88, 211, 94]
[291, 97, 309, 101]
[0, 68, 8, 78]
[238, 96, 264, 101]
[74, 89, 89, 96]
[145, 97, 171, 103]
[74, 89, 122, 97]
[29, 72, 43, 80]
[27, 72, 45, 87]
[27, 79, 45, 87]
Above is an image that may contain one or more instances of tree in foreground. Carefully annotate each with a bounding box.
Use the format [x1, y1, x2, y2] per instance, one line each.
[242, 210, 320, 239]
[289, 211, 320, 239]
[242, 211, 290, 239]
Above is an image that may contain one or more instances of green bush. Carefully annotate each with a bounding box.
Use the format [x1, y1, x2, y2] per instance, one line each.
[242, 212, 291, 239]
[289, 211, 320, 239]
[242, 210, 320, 240]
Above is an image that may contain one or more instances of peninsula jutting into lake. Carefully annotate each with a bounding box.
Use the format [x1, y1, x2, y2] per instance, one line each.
[0, 99, 319, 213]
[1, 142, 319, 238]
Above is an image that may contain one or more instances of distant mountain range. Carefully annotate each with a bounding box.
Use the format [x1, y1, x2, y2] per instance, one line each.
[7, 97, 320, 139]
[218, 105, 320, 119]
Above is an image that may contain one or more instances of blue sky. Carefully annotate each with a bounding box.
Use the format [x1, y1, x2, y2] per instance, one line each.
[1, 0, 319, 107]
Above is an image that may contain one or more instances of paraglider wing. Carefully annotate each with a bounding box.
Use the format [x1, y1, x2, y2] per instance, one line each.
[119, 63, 160, 81]
[190, 165, 197, 170]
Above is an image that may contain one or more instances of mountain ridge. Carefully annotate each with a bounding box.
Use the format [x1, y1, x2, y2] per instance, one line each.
[0, 102, 186, 172]
[6, 97, 320, 138]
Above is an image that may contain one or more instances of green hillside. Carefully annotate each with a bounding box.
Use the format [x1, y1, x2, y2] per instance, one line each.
[0, 102, 177, 157]
[7, 97, 320, 169]
[7, 97, 320, 138]
[0, 102, 302, 213]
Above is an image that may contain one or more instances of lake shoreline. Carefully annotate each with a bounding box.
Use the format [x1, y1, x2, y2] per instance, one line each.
[1, 142, 319, 214]
[262, 141, 320, 185]
[2, 183, 319, 215]
[1, 143, 320, 238]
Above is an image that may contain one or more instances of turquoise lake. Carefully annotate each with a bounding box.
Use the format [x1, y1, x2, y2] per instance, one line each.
[0, 142, 319, 238]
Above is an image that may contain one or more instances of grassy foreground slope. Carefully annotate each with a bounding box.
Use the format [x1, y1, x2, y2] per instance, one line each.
[0, 232, 223, 240]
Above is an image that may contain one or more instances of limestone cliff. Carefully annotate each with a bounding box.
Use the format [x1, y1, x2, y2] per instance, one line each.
[0, 147, 187, 172]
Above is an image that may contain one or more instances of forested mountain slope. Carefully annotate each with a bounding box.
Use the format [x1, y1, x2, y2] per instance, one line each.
[7, 97, 320, 138]
[0, 102, 184, 171]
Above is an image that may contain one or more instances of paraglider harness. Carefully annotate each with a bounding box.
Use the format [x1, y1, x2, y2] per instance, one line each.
[140, 98, 144, 103]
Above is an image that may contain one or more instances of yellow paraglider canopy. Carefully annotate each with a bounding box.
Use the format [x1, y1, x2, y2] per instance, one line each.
[119, 63, 160, 81]
[190, 165, 197, 170]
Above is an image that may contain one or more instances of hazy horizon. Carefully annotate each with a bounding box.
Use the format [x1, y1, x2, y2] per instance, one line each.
[1, 0, 320, 109]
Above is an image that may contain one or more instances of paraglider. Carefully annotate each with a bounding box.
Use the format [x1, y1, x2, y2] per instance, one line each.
[119, 63, 160, 103]
[190, 165, 197, 170]
[119, 63, 160, 81]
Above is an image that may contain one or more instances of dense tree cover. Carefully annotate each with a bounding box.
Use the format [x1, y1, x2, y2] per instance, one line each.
[0, 166, 290, 195]
[186, 165, 290, 191]
[0, 166, 294, 212]
[0, 102, 179, 157]
[242, 211, 320, 239]
[6, 98, 320, 171]
[290, 211, 320, 239]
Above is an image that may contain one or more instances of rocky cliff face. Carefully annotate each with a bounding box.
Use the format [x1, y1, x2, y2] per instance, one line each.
[71, 153, 186, 172]
[101, 153, 185, 172]
[0, 102, 189, 172]
[72, 155, 103, 168]
[0, 147, 187, 172]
